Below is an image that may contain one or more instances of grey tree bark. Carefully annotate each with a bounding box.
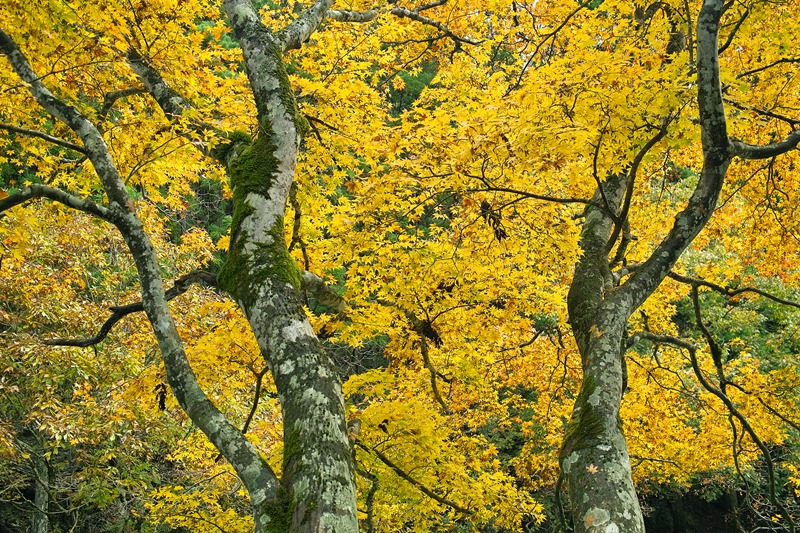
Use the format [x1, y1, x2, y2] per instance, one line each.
[560, 1, 800, 531]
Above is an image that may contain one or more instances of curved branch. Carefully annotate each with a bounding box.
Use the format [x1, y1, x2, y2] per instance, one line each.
[731, 129, 800, 160]
[301, 270, 346, 312]
[690, 295, 795, 533]
[355, 441, 472, 515]
[0, 29, 130, 207]
[44, 270, 217, 347]
[507, 0, 592, 94]
[355, 466, 379, 533]
[0, 183, 111, 220]
[716, 7, 748, 55]
[605, 120, 671, 255]
[617, 0, 732, 311]
[388, 6, 479, 45]
[400, 308, 451, 414]
[1, 26, 280, 505]
[0, 124, 86, 154]
[667, 271, 800, 309]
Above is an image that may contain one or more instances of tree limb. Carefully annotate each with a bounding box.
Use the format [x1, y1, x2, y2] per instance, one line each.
[689, 295, 795, 533]
[0, 29, 130, 207]
[737, 57, 800, 79]
[99, 87, 145, 120]
[618, 0, 732, 311]
[0, 124, 87, 154]
[276, 0, 337, 52]
[1, 25, 281, 505]
[731, 129, 800, 160]
[0, 183, 111, 220]
[327, 2, 479, 45]
[301, 270, 346, 312]
[355, 441, 472, 515]
[724, 98, 799, 128]
[44, 270, 217, 347]
[125, 49, 217, 159]
[605, 120, 671, 256]
[716, 7, 748, 55]
[666, 271, 800, 309]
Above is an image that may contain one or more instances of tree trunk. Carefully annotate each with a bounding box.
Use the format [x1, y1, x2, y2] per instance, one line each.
[32, 456, 49, 533]
[217, 2, 358, 530]
[562, 175, 646, 533]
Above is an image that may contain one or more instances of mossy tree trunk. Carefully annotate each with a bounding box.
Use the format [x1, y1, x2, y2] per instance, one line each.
[214, 1, 358, 530]
[558, 1, 800, 530]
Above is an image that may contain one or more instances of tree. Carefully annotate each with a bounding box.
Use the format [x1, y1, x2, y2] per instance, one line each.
[0, 1, 361, 530]
[308, 0, 800, 530]
[1, 0, 524, 531]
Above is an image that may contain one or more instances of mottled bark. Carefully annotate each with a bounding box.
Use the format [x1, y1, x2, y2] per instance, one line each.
[564, 176, 646, 533]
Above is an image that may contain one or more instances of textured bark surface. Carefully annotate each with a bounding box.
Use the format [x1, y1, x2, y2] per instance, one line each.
[33, 456, 49, 533]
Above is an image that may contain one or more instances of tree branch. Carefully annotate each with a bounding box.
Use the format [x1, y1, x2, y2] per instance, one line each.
[605, 120, 671, 255]
[125, 49, 217, 159]
[99, 87, 145, 120]
[44, 270, 217, 347]
[0, 124, 87, 154]
[617, 0, 732, 310]
[355, 441, 472, 515]
[327, 2, 478, 46]
[737, 57, 800, 79]
[354, 467, 379, 533]
[465, 182, 589, 204]
[301, 270, 346, 312]
[689, 294, 796, 533]
[666, 271, 800, 309]
[731, 129, 800, 160]
[1, 26, 280, 503]
[276, 0, 336, 52]
[716, 7, 748, 55]
[724, 98, 799, 128]
[0, 29, 130, 207]
[327, 9, 380, 23]
[0, 183, 111, 220]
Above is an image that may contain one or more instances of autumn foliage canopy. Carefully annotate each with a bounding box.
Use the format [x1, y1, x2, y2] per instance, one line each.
[2, 0, 800, 531]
